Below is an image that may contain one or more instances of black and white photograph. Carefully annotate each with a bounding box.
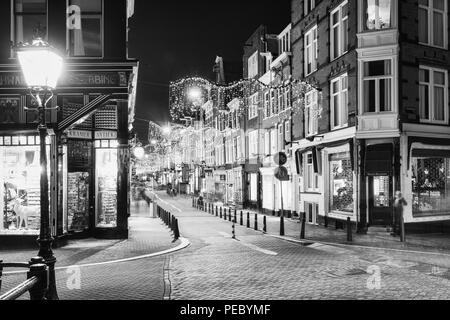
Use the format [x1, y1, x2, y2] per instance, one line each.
[0, 0, 449, 311]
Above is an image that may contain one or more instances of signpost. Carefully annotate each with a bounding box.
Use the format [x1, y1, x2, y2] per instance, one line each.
[274, 152, 288, 236]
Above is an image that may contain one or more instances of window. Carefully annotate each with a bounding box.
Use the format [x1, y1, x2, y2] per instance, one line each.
[270, 128, 277, 155]
[278, 88, 285, 112]
[248, 130, 259, 158]
[304, 26, 318, 75]
[331, 74, 348, 129]
[264, 131, 270, 156]
[248, 51, 259, 79]
[249, 173, 258, 201]
[329, 152, 354, 213]
[285, 86, 292, 108]
[412, 150, 450, 216]
[285, 119, 291, 143]
[68, 0, 103, 57]
[248, 93, 259, 119]
[264, 92, 270, 118]
[305, 153, 319, 191]
[13, 0, 47, 45]
[305, 90, 319, 136]
[331, 1, 348, 60]
[305, 202, 319, 225]
[304, 0, 315, 15]
[419, 66, 448, 124]
[363, 60, 393, 113]
[271, 89, 277, 115]
[278, 29, 291, 54]
[419, 0, 447, 48]
[278, 123, 285, 152]
[363, 0, 392, 31]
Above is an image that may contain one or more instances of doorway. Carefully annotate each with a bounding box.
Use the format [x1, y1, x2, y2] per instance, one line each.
[368, 175, 392, 226]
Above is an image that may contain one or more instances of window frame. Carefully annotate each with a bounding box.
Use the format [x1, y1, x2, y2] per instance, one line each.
[248, 93, 259, 120]
[419, 0, 448, 49]
[419, 66, 449, 125]
[362, 59, 394, 114]
[305, 89, 319, 137]
[304, 0, 316, 16]
[66, 0, 105, 59]
[304, 25, 318, 76]
[305, 152, 319, 192]
[248, 51, 259, 79]
[330, 1, 349, 61]
[362, 0, 394, 32]
[330, 73, 349, 130]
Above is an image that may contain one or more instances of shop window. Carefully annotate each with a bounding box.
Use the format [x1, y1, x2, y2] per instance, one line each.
[0, 137, 49, 235]
[304, 26, 318, 75]
[412, 152, 450, 216]
[363, 0, 392, 31]
[95, 145, 118, 228]
[13, 0, 47, 45]
[363, 60, 393, 113]
[419, 66, 448, 124]
[329, 152, 354, 213]
[67, 0, 103, 57]
[331, 1, 348, 60]
[0, 97, 20, 124]
[419, 0, 447, 49]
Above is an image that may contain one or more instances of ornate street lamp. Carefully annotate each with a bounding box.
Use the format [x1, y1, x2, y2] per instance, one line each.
[15, 37, 63, 300]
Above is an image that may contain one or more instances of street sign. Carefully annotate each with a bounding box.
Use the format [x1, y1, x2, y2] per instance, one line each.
[274, 152, 287, 166]
[275, 166, 289, 181]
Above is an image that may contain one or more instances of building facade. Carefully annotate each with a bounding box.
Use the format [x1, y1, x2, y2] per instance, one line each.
[0, 0, 138, 246]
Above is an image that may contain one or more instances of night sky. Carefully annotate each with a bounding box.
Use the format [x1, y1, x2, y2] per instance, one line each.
[127, 0, 291, 143]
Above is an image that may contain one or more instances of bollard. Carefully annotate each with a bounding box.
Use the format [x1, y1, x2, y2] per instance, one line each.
[240, 211, 243, 226]
[246, 212, 250, 228]
[173, 218, 180, 240]
[224, 208, 227, 220]
[280, 215, 285, 236]
[215, 206, 218, 217]
[27, 263, 48, 300]
[234, 210, 237, 224]
[400, 214, 406, 243]
[263, 216, 267, 233]
[229, 209, 232, 222]
[324, 216, 328, 228]
[254, 214, 258, 230]
[232, 222, 236, 239]
[347, 217, 353, 242]
[192, 197, 195, 207]
[220, 207, 223, 218]
[300, 212, 306, 239]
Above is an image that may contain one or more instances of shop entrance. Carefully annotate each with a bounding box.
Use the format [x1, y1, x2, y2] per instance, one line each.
[368, 176, 392, 226]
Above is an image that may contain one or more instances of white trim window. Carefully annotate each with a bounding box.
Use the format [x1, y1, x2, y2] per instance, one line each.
[284, 119, 291, 143]
[305, 90, 319, 137]
[248, 130, 259, 158]
[419, 0, 448, 49]
[278, 88, 285, 112]
[270, 89, 277, 115]
[363, 60, 393, 113]
[330, 1, 348, 60]
[304, 0, 315, 15]
[248, 93, 259, 120]
[305, 153, 319, 192]
[304, 26, 318, 76]
[248, 51, 259, 79]
[264, 130, 270, 156]
[285, 85, 292, 108]
[13, 0, 47, 45]
[278, 123, 285, 152]
[68, 0, 103, 57]
[270, 128, 278, 155]
[264, 91, 270, 118]
[331, 74, 348, 130]
[363, 0, 393, 31]
[419, 66, 448, 124]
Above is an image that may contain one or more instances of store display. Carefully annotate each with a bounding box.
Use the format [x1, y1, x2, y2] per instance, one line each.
[67, 172, 90, 232]
[96, 149, 118, 228]
[330, 152, 354, 213]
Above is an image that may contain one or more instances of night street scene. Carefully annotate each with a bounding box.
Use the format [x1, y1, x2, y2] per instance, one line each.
[1, 0, 450, 310]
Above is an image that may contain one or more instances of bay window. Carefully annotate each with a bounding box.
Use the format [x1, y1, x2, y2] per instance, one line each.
[68, 0, 103, 57]
[363, 60, 393, 113]
[304, 26, 318, 75]
[363, 0, 392, 31]
[331, 1, 348, 60]
[419, 66, 448, 124]
[331, 74, 348, 129]
[305, 90, 319, 137]
[13, 0, 47, 45]
[419, 0, 447, 49]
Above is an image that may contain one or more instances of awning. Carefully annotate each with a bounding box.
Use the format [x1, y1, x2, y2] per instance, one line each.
[408, 137, 450, 168]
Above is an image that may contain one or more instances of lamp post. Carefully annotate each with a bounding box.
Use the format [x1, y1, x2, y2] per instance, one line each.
[15, 37, 63, 300]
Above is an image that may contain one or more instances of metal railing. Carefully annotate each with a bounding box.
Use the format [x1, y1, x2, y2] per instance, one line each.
[0, 257, 49, 301]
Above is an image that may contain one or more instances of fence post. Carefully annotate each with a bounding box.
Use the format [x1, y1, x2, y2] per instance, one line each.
[347, 217, 353, 242]
[280, 215, 285, 236]
[240, 211, 243, 226]
[263, 216, 267, 233]
[254, 214, 258, 230]
[28, 260, 48, 301]
[300, 212, 306, 239]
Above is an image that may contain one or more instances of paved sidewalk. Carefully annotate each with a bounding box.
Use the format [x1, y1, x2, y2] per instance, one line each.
[190, 197, 450, 254]
[0, 200, 179, 267]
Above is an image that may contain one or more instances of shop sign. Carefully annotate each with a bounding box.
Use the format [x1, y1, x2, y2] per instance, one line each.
[67, 130, 93, 140]
[95, 131, 117, 140]
[0, 71, 130, 89]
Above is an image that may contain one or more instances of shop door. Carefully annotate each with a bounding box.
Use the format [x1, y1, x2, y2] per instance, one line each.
[368, 176, 392, 226]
